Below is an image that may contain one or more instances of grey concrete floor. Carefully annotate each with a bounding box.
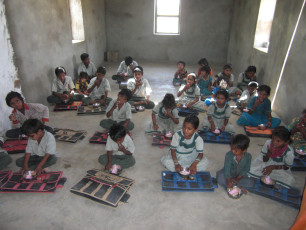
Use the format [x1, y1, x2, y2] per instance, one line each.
[0, 62, 304, 230]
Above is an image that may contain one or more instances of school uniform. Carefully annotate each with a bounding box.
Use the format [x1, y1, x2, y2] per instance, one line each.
[0, 136, 12, 170]
[237, 72, 257, 91]
[161, 130, 209, 172]
[249, 140, 295, 187]
[112, 60, 138, 82]
[197, 75, 213, 96]
[216, 151, 254, 189]
[5, 103, 53, 139]
[236, 89, 257, 108]
[202, 102, 235, 134]
[127, 78, 154, 109]
[82, 77, 112, 105]
[217, 72, 242, 96]
[98, 135, 136, 169]
[146, 102, 180, 134]
[77, 62, 97, 78]
[16, 131, 57, 170]
[177, 84, 205, 112]
[100, 99, 134, 130]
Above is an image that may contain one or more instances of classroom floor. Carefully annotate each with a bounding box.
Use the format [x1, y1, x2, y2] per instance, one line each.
[0, 62, 304, 230]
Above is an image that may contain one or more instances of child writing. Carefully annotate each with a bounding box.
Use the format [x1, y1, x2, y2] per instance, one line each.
[146, 93, 180, 134]
[249, 126, 295, 188]
[82, 66, 112, 106]
[288, 108, 306, 152]
[216, 134, 253, 191]
[98, 124, 136, 173]
[236, 81, 258, 110]
[237, 66, 257, 91]
[197, 65, 212, 96]
[0, 134, 12, 170]
[161, 114, 209, 174]
[75, 72, 89, 96]
[47, 66, 81, 104]
[237, 85, 281, 128]
[127, 66, 155, 109]
[5, 91, 53, 138]
[173, 61, 188, 85]
[177, 73, 205, 112]
[77, 53, 97, 83]
[202, 89, 235, 134]
[112, 56, 138, 83]
[100, 89, 134, 131]
[16, 119, 57, 175]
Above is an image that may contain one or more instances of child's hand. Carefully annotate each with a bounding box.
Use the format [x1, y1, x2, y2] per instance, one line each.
[262, 165, 275, 175]
[221, 126, 225, 133]
[231, 177, 239, 185]
[189, 163, 197, 175]
[164, 109, 171, 117]
[99, 99, 106, 105]
[266, 145, 272, 157]
[153, 123, 159, 131]
[35, 166, 43, 175]
[226, 180, 233, 188]
[175, 164, 182, 172]
[9, 113, 17, 122]
[105, 163, 112, 171]
[118, 143, 126, 152]
[187, 102, 193, 108]
[267, 121, 272, 128]
[254, 98, 263, 107]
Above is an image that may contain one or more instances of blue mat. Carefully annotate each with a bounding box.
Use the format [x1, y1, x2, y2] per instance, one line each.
[291, 157, 306, 171]
[177, 107, 199, 117]
[161, 171, 218, 192]
[245, 178, 301, 209]
[198, 129, 233, 144]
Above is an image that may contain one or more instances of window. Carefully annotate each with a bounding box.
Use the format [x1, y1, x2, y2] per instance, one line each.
[69, 0, 85, 43]
[154, 0, 180, 35]
[254, 0, 277, 52]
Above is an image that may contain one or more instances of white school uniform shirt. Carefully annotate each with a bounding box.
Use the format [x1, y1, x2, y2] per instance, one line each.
[11, 103, 49, 128]
[178, 84, 201, 99]
[106, 135, 135, 156]
[51, 76, 75, 93]
[88, 77, 111, 100]
[127, 78, 152, 97]
[217, 72, 234, 82]
[117, 60, 138, 76]
[77, 62, 97, 76]
[106, 99, 132, 122]
[239, 89, 258, 105]
[170, 130, 204, 155]
[26, 131, 57, 157]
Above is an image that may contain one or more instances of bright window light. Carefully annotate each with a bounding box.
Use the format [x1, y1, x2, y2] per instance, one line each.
[154, 0, 180, 35]
[69, 0, 85, 43]
[254, 0, 277, 53]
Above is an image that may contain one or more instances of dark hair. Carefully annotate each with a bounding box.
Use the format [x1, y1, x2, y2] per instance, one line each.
[177, 61, 186, 67]
[248, 81, 259, 88]
[119, 89, 133, 101]
[79, 71, 88, 79]
[258, 85, 271, 95]
[162, 93, 176, 109]
[215, 89, 229, 100]
[200, 65, 211, 74]
[187, 73, 196, 82]
[80, 53, 89, 61]
[198, 58, 209, 66]
[133, 66, 143, 74]
[231, 134, 250, 151]
[272, 126, 291, 142]
[184, 114, 199, 129]
[303, 108, 306, 114]
[223, 64, 232, 70]
[216, 76, 229, 86]
[125, 56, 133, 66]
[109, 124, 126, 141]
[22, 119, 44, 135]
[6, 91, 24, 107]
[96, 66, 106, 74]
[246, 66, 256, 73]
[55, 66, 66, 76]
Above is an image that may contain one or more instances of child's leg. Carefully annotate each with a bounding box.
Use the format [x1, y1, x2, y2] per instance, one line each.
[111, 155, 136, 169]
[237, 112, 259, 127]
[100, 119, 116, 130]
[269, 169, 296, 187]
[0, 151, 12, 170]
[16, 155, 57, 170]
[73, 94, 84, 101]
[224, 123, 235, 134]
[5, 128, 22, 139]
[98, 154, 108, 166]
[202, 117, 212, 130]
[216, 169, 227, 189]
[81, 96, 92, 106]
[237, 176, 255, 188]
[47, 95, 62, 104]
[191, 101, 205, 112]
[118, 121, 134, 131]
[195, 156, 209, 172]
[161, 152, 176, 172]
[144, 100, 155, 109]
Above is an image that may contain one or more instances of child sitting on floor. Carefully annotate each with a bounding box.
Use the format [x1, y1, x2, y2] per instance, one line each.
[203, 89, 235, 135]
[216, 134, 253, 191]
[5, 91, 53, 138]
[77, 53, 97, 83]
[237, 66, 257, 91]
[146, 93, 180, 134]
[197, 65, 213, 96]
[173, 61, 188, 85]
[237, 85, 281, 128]
[0, 134, 12, 170]
[204, 77, 229, 107]
[47, 66, 81, 104]
[82, 66, 112, 106]
[216, 64, 241, 97]
[236, 81, 258, 110]
[161, 115, 209, 174]
[112, 56, 138, 83]
[288, 108, 306, 152]
[197, 58, 213, 77]
[98, 124, 136, 173]
[16, 119, 57, 175]
[177, 73, 205, 112]
[100, 89, 134, 131]
[249, 126, 295, 188]
[75, 72, 89, 96]
[127, 66, 155, 109]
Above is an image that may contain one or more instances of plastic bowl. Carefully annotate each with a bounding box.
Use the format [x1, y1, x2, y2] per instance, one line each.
[165, 131, 173, 139]
[258, 124, 267, 130]
[260, 176, 275, 188]
[227, 186, 242, 199]
[23, 171, 36, 180]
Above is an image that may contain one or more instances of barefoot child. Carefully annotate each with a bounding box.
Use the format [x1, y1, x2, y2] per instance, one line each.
[216, 134, 253, 190]
[100, 89, 134, 131]
[16, 119, 57, 174]
[5, 91, 53, 138]
[177, 73, 205, 112]
[98, 124, 136, 173]
[202, 89, 235, 134]
[249, 126, 295, 187]
[161, 115, 209, 174]
[173, 61, 187, 85]
[197, 65, 212, 96]
[288, 108, 306, 152]
[146, 93, 180, 134]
